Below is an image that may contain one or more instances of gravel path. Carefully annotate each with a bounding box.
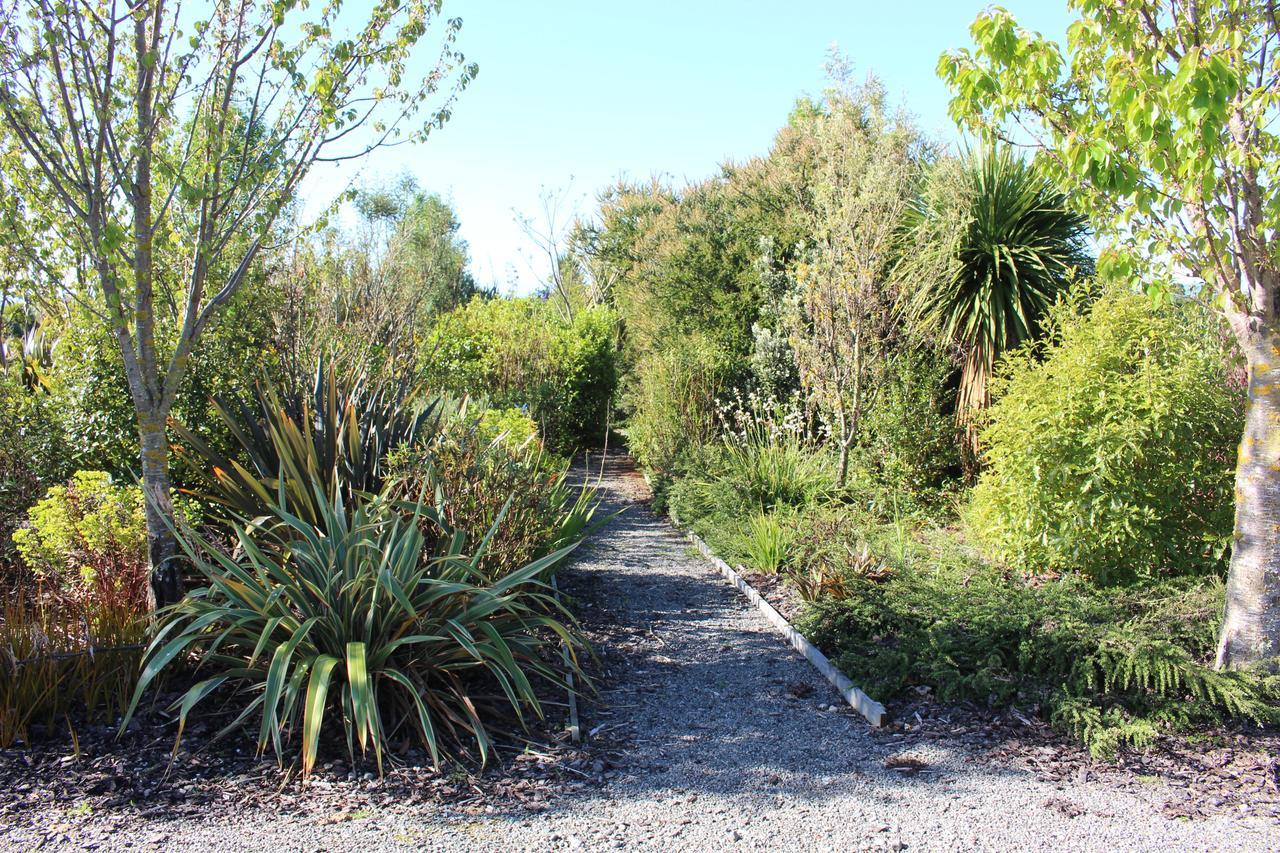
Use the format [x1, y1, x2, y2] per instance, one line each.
[39, 455, 1277, 851]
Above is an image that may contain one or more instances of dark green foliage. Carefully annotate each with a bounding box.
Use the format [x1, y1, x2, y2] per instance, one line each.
[173, 359, 440, 533]
[902, 145, 1093, 418]
[853, 345, 962, 516]
[797, 539, 1277, 757]
[967, 283, 1242, 583]
[50, 283, 280, 483]
[0, 370, 70, 568]
[125, 487, 586, 774]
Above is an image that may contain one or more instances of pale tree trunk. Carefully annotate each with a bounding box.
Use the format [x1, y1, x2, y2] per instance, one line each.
[1217, 340, 1280, 670]
[835, 406, 851, 488]
[138, 409, 180, 609]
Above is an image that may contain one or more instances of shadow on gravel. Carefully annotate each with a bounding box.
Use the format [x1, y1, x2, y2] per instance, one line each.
[553, 454, 1049, 808]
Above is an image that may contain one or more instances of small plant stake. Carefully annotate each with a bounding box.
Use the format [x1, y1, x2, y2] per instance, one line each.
[551, 575, 581, 743]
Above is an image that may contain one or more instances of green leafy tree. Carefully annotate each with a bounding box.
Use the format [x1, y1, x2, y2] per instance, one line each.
[901, 145, 1092, 464]
[276, 183, 477, 383]
[790, 71, 922, 486]
[0, 0, 475, 606]
[940, 1, 1280, 668]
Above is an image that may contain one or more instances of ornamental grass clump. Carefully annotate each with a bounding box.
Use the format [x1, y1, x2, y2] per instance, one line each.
[124, 487, 586, 775]
[744, 512, 794, 574]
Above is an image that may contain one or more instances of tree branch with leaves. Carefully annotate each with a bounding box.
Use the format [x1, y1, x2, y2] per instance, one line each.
[940, 0, 1280, 669]
[0, 0, 476, 606]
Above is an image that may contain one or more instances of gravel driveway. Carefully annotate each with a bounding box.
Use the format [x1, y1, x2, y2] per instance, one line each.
[33, 455, 1277, 851]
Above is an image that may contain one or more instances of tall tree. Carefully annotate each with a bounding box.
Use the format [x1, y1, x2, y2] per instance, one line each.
[940, 1, 1280, 668]
[901, 145, 1092, 468]
[0, 0, 476, 607]
[790, 72, 921, 486]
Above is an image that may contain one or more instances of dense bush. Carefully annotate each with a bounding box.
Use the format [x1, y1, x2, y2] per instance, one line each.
[51, 285, 280, 482]
[853, 345, 961, 516]
[967, 284, 1242, 583]
[0, 372, 70, 569]
[127, 490, 585, 774]
[10, 471, 189, 614]
[388, 412, 599, 582]
[798, 539, 1277, 756]
[422, 298, 618, 449]
[621, 333, 730, 476]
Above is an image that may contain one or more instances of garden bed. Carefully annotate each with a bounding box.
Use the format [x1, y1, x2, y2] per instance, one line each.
[0, 665, 613, 849]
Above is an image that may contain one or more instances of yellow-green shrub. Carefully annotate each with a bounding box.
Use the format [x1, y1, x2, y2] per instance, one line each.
[420, 298, 618, 449]
[966, 284, 1242, 583]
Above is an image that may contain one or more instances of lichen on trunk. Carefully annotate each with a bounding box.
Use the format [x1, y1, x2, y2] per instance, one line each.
[1217, 343, 1280, 670]
[138, 410, 181, 610]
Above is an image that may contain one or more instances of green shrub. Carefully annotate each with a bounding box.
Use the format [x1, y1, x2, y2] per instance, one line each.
[621, 333, 729, 475]
[0, 371, 70, 569]
[476, 406, 540, 450]
[797, 539, 1278, 757]
[421, 298, 618, 449]
[9, 471, 193, 614]
[126, 489, 586, 774]
[967, 284, 1242, 583]
[855, 345, 961, 516]
[50, 285, 279, 482]
[388, 412, 599, 582]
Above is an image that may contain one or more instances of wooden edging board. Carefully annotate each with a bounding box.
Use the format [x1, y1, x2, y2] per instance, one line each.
[670, 512, 887, 727]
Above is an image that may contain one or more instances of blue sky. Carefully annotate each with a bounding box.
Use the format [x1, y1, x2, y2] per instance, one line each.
[309, 1, 1076, 294]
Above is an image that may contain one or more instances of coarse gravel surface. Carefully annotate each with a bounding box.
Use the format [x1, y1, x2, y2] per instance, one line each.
[12, 455, 1278, 852]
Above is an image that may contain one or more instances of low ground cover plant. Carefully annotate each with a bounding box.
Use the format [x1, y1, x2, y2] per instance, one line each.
[795, 531, 1279, 756]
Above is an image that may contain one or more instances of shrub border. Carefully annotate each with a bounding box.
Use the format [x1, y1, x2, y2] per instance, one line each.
[670, 511, 886, 727]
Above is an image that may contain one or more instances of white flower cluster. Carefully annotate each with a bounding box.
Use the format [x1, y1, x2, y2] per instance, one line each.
[714, 389, 822, 449]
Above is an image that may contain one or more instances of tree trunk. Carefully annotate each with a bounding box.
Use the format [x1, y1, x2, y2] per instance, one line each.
[1217, 343, 1280, 670]
[835, 407, 850, 488]
[139, 409, 181, 609]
